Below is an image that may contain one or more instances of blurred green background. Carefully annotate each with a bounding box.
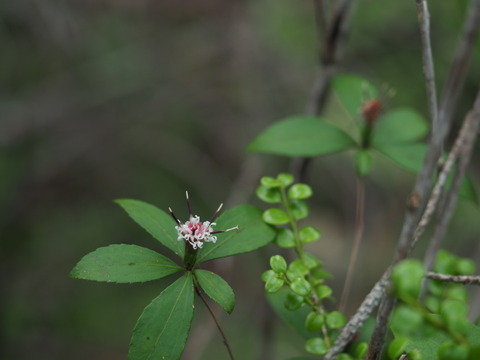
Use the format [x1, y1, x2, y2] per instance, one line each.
[1, 0, 479, 359]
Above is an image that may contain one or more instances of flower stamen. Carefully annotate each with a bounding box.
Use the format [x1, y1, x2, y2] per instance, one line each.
[169, 193, 238, 250]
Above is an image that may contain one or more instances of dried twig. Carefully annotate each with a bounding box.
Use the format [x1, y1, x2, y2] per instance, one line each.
[416, 0, 439, 133]
[426, 272, 480, 286]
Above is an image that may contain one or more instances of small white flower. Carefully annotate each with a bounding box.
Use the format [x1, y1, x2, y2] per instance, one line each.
[169, 192, 238, 250]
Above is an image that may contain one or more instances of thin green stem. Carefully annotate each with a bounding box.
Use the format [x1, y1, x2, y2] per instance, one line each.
[193, 278, 235, 360]
[280, 185, 303, 258]
[339, 176, 365, 313]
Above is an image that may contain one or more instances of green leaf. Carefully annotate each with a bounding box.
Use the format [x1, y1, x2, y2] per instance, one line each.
[196, 205, 275, 264]
[261, 176, 282, 187]
[290, 278, 312, 297]
[440, 300, 469, 336]
[388, 336, 410, 360]
[70, 244, 182, 283]
[265, 276, 285, 294]
[355, 342, 369, 358]
[299, 226, 321, 244]
[315, 285, 332, 299]
[305, 337, 328, 355]
[288, 200, 309, 220]
[392, 259, 425, 301]
[275, 228, 296, 248]
[263, 208, 290, 225]
[305, 311, 324, 332]
[277, 173, 295, 187]
[247, 116, 355, 157]
[128, 273, 194, 360]
[374, 108, 429, 145]
[326, 311, 346, 329]
[194, 269, 235, 314]
[288, 184, 313, 199]
[270, 255, 288, 273]
[256, 185, 282, 203]
[284, 291, 305, 311]
[116, 199, 184, 258]
[375, 143, 427, 173]
[262, 270, 276, 282]
[355, 150, 373, 177]
[332, 74, 378, 121]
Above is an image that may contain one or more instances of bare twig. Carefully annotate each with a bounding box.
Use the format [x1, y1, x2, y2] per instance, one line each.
[423, 149, 474, 271]
[416, 0, 439, 134]
[426, 272, 480, 285]
[324, 271, 390, 360]
[339, 177, 365, 313]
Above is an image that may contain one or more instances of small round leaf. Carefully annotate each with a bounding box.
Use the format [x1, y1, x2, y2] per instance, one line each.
[301, 252, 321, 269]
[290, 278, 312, 297]
[260, 176, 281, 187]
[355, 342, 368, 358]
[256, 185, 282, 203]
[305, 311, 324, 332]
[265, 276, 284, 294]
[270, 255, 287, 273]
[275, 228, 296, 248]
[284, 291, 305, 311]
[262, 208, 290, 225]
[288, 184, 313, 199]
[283, 291, 303, 311]
[326, 311, 346, 329]
[288, 200, 309, 220]
[277, 173, 294, 187]
[262, 270, 276, 282]
[305, 337, 327, 355]
[392, 259, 425, 301]
[299, 226, 321, 244]
[315, 285, 332, 299]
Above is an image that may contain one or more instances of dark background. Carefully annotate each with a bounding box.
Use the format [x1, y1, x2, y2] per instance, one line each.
[1, 0, 479, 359]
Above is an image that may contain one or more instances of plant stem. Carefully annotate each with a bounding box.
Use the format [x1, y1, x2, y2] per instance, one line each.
[280, 185, 303, 258]
[339, 176, 365, 313]
[194, 281, 235, 360]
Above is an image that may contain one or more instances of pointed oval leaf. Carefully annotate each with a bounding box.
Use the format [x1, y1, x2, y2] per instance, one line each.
[194, 269, 235, 314]
[195, 205, 275, 264]
[116, 199, 184, 259]
[248, 116, 355, 157]
[373, 108, 429, 145]
[375, 143, 427, 173]
[70, 244, 183, 283]
[128, 273, 194, 360]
